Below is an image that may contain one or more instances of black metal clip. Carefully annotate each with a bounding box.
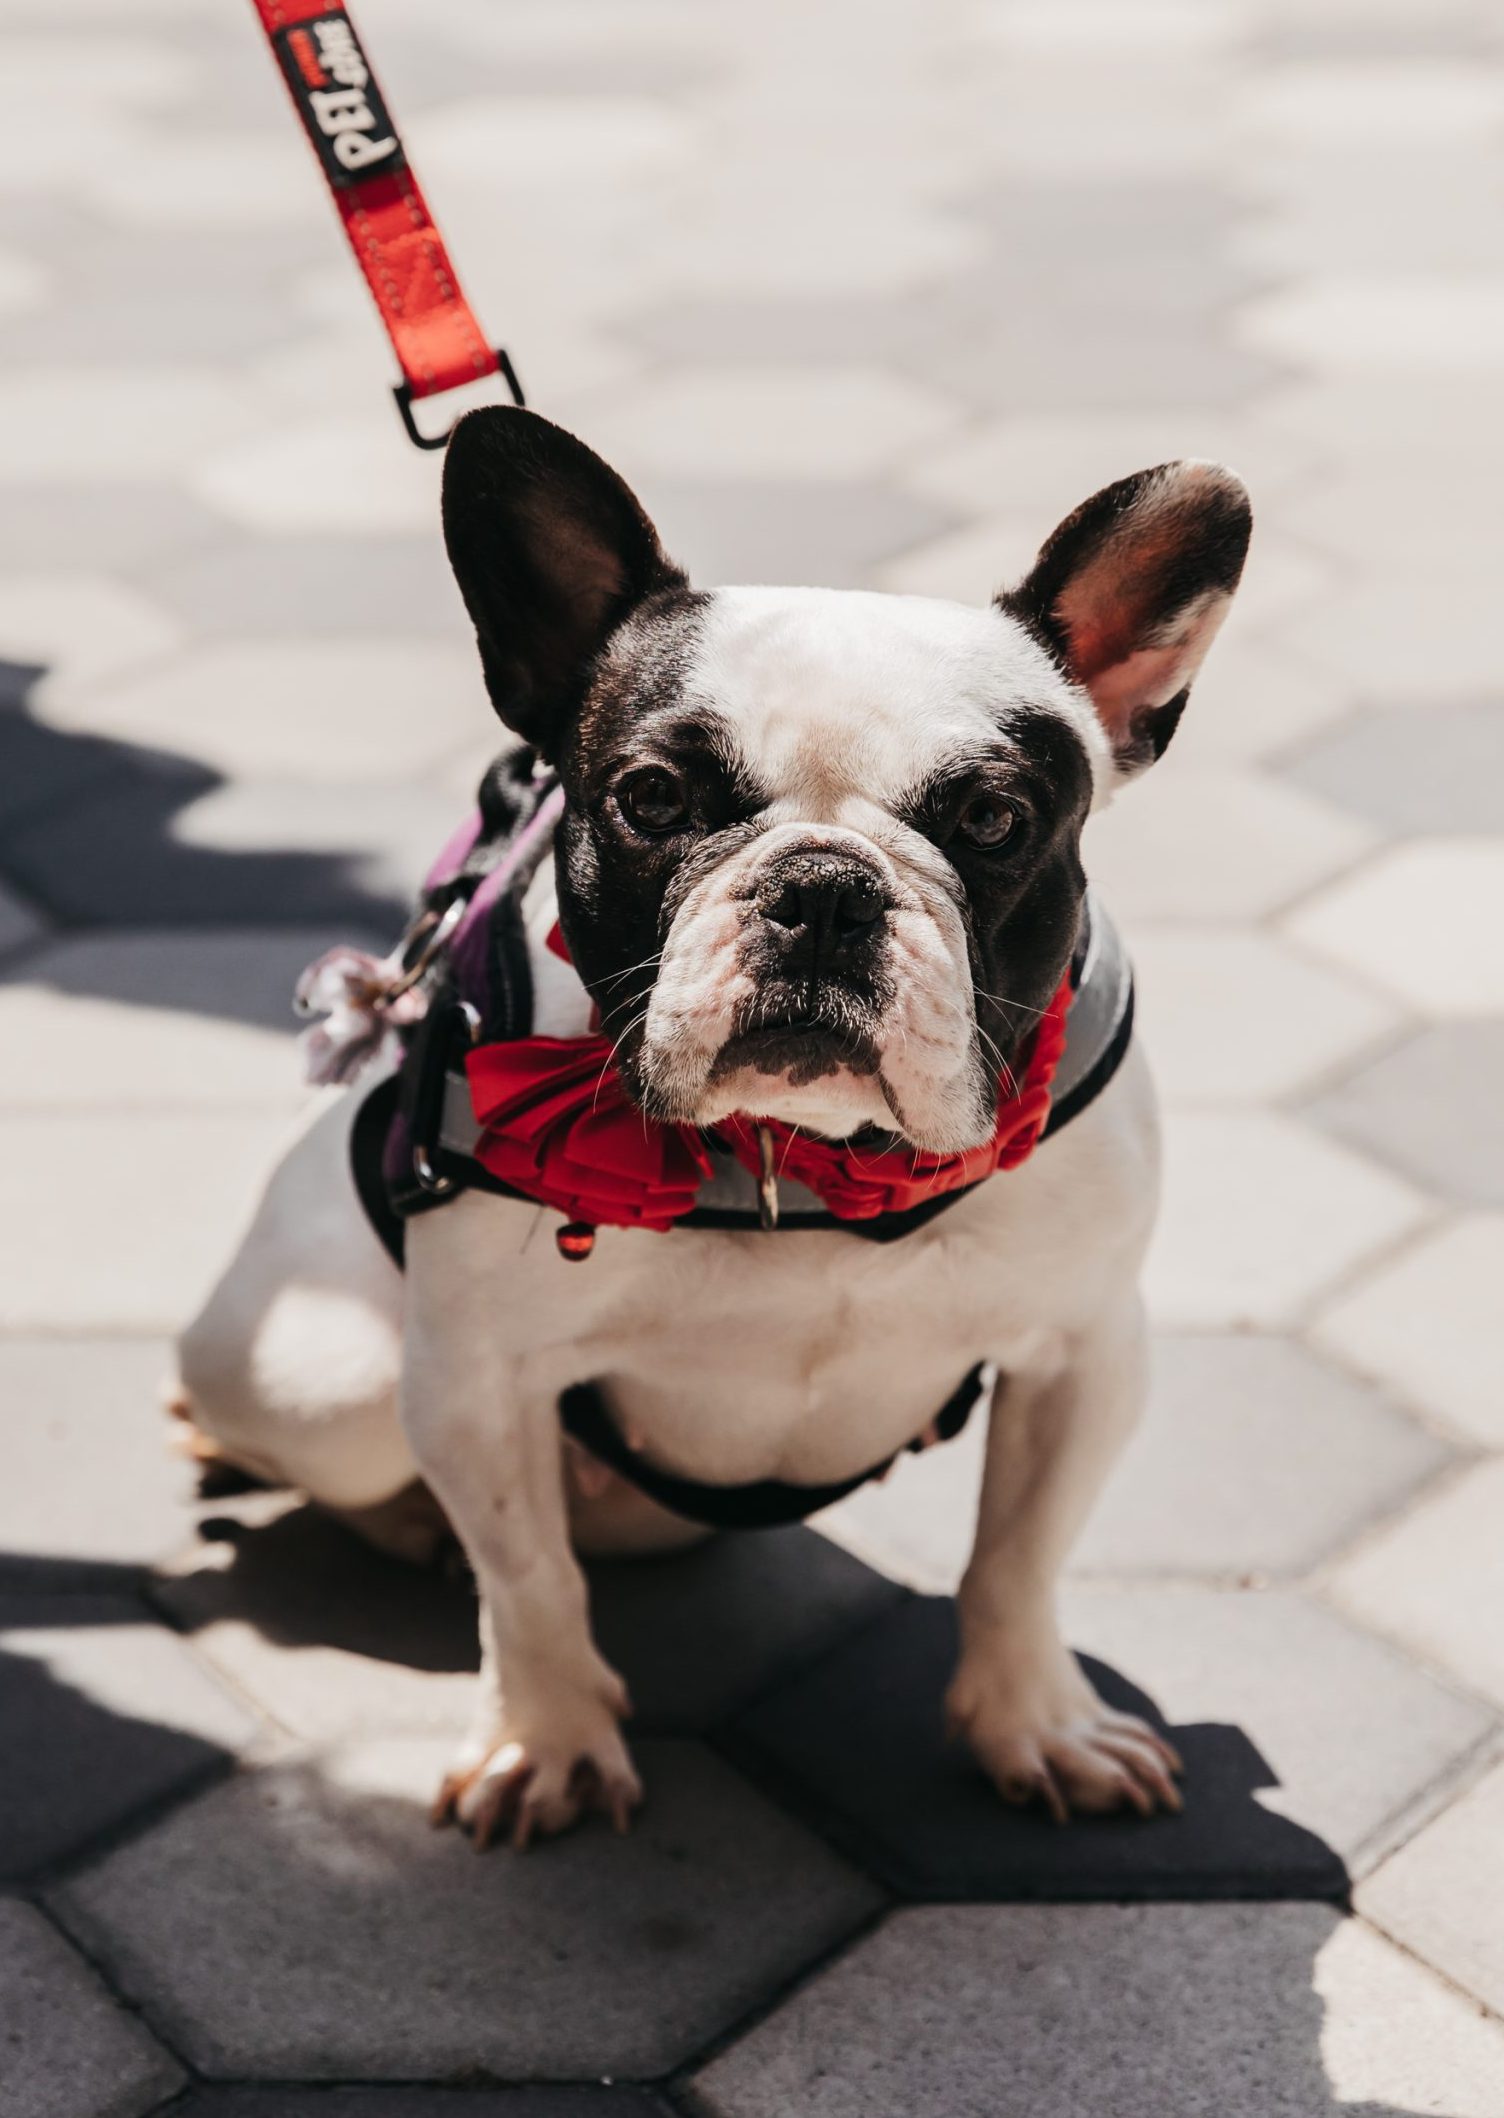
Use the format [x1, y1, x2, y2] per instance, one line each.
[393, 346, 526, 451]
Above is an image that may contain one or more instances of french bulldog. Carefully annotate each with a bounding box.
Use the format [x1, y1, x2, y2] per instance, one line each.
[177, 406, 1250, 1849]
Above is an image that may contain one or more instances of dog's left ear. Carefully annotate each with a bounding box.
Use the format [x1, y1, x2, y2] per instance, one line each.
[442, 406, 687, 758]
[1000, 460, 1251, 779]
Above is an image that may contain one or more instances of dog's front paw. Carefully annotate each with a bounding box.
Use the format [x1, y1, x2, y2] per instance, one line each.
[946, 1645, 1182, 1823]
[432, 1669, 642, 1851]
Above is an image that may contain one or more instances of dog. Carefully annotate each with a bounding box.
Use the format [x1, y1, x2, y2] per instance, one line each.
[177, 406, 1250, 1849]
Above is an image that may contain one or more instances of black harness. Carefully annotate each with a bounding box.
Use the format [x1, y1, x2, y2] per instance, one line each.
[345, 775, 1135, 1531]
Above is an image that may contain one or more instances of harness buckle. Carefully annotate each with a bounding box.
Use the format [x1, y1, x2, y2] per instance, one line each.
[409, 999, 480, 1194]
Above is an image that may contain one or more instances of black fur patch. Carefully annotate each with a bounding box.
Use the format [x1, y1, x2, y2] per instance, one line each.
[900, 703, 1097, 1079]
[442, 407, 688, 758]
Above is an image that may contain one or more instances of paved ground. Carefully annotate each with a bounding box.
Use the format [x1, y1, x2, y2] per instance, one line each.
[3, 0, 1504, 2112]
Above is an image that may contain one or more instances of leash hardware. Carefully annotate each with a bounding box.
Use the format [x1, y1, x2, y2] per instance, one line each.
[393, 347, 526, 451]
[387, 894, 466, 1003]
[412, 1000, 481, 1195]
[756, 1125, 780, 1231]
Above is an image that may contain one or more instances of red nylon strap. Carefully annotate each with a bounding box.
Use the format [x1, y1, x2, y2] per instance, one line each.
[249, 0, 504, 414]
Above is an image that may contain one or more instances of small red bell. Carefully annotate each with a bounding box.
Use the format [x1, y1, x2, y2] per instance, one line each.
[556, 1221, 597, 1262]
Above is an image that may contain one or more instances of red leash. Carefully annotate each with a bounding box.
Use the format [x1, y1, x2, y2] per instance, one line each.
[248, 1, 523, 447]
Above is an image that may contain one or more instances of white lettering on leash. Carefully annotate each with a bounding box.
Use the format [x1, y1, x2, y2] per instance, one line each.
[309, 19, 397, 173]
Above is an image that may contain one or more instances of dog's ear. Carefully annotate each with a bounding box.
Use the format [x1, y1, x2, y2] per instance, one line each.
[442, 407, 686, 757]
[1000, 460, 1251, 779]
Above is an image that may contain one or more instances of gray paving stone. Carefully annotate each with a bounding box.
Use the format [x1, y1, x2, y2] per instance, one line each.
[1284, 698, 1504, 835]
[1307, 1021, 1504, 1207]
[0, 1337, 199, 1589]
[1073, 1334, 1450, 1580]
[694, 1903, 1504, 2118]
[730, 1587, 1494, 1899]
[152, 1503, 480, 1743]
[174, 2092, 672, 2117]
[1360, 1759, 1504, 2020]
[55, 1737, 883, 2081]
[3, 774, 446, 932]
[728, 1597, 1347, 1902]
[158, 1510, 897, 1743]
[1059, 1584, 1497, 1874]
[642, 478, 959, 590]
[0, 1898, 184, 2118]
[0, 1595, 258, 1882]
[151, 534, 470, 640]
[0, 926, 379, 1071]
[0, 486, 224, 578]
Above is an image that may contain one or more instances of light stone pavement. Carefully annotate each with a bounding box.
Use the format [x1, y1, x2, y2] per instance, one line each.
[2, 0, 1503, 2112]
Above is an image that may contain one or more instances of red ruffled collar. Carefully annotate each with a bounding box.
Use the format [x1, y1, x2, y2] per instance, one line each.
[464, 975, 1072, 1234]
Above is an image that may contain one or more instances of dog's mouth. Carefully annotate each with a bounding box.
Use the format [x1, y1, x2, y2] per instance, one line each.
[709, 1009, 882, 1089]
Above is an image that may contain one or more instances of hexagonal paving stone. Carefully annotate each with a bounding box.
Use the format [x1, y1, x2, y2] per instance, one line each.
[1328, 1456, 1504, 1708]
[1314, 1214, 1504, 1446]
[0, 1109, 296, 1332]
[905, 406, 1314, 528]
[1057, 1583, 1494, 1870]
[817, 1334, 1446, 1595]
[43, 639, 487, 785]
[1083, 765, 1374, 925]
[1360, 1758, 1504, 2021]
[0, 366, 256, 480]
[1284, 569, 1504, 702]
[174, 2093, 672, 2117]
[1145, 1111, 1425, 1330]
[54, 1737, 883, 2081]
[727, 1587, 1490, 1900]
[576, 366, 962, 483]
[0, 485, 219, 578]
[648, 477, 959, 589]
[78, 129, 313, 231]
[1287, 839, 1504, 1016]
[1307, 1022, 1504, 1208]
[1239, 271, 1504, 375]
[1167, 635, 1352, 767]
[0, 1595, 259, 1881]
[1131, 929, 1398, 1105]
[0, 571, 179, 692]
[0, 1899, 184, 2118]
[156, 1506, 900, 1744]
[3, 774, 448, 931]
[692, 1904, 1504, 2118]
[191, 422, 446, 537]
[0, 1338, 200, 1589]
[1285, 697, 1504, 838]
[0, 930, 358, 1101]
[1072, 1334, 1449, 1581]
[152, 534, 467, 640]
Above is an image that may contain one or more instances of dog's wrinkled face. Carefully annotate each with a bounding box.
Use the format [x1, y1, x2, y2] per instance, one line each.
[443, 411, 1250, 1151]
[560, 589, 1100, 1150]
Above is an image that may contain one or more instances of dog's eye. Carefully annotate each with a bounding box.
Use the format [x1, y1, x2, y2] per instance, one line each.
[618, 767, 689, 835]
[957, 794, 1016, 850]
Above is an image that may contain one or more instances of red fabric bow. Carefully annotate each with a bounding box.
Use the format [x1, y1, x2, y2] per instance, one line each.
[465, 975, 1072, 1232]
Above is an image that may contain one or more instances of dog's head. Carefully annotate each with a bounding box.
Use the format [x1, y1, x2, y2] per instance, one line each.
[443, 409, 1250, 1151]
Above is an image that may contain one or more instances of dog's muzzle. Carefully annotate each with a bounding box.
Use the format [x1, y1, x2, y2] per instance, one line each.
[750, 848, 890, 980]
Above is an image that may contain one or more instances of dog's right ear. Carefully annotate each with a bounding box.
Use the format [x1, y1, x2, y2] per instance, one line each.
[442, 407, 686, 758]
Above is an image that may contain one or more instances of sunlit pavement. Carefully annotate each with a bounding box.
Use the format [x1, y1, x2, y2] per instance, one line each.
[4, 2, 1504, 2113]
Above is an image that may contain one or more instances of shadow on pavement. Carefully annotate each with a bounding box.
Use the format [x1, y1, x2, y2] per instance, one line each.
[0, 1528, 1473, 2113]
[0, 658, 421, 1027]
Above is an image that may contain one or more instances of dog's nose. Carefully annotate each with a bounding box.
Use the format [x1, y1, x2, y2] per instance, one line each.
[757, 855, 887, 962]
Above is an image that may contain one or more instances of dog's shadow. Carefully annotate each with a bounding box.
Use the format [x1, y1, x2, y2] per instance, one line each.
[0, 1533, 1482, 2109]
